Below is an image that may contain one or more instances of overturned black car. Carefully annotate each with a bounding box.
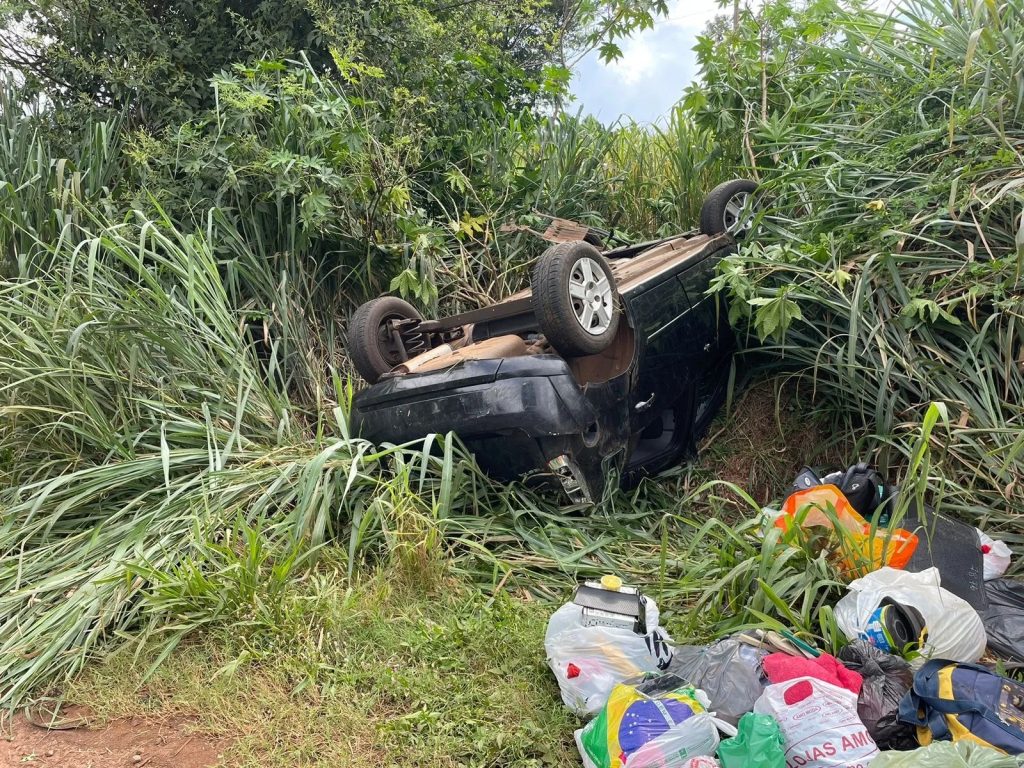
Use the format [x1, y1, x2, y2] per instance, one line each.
[349, 180, 757, 503]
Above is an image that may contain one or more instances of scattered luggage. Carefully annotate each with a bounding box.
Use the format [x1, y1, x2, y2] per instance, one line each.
[977, 531, 1012, 581]
[717, 712, 785, 768]
[544, 456, 1019, 768]
[898, 660, 1024, 755]
[776, 485, 918, 576]
[754, 676, 879, 768]
[575, 673, 732, 768]
[834, 567, 987, 662]
[790, 463, 892, 521]
[900, 502, 988, 611]
[838, 640, 917, 751]
[546, 577, 674, 716]
[668, 637, 766, 726]
[871, 741, 1023, 767]
[762, 651, 863, 694]
[981, 579, 1024, 662]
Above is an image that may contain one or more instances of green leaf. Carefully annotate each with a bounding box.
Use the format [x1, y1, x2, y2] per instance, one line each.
[749, 287, 804, 342]
[598, 42, 623, 62]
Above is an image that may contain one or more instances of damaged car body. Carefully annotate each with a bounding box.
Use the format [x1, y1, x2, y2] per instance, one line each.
[349, 180, 756, 503]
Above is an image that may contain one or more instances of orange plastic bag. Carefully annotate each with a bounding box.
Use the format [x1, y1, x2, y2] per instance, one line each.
[776, 485, 918, 577]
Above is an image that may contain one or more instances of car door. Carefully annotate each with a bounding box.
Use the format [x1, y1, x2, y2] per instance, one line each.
[626, 270, 702, 431]
[677, 250, 731, 429]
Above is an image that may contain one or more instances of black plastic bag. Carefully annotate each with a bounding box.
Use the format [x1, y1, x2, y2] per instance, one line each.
[982, 579, 1024, 662]
[838, 640, 917, 750]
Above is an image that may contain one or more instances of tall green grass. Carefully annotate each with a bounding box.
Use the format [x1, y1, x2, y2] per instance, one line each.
[0, 211, 376, 700]
[712, 0, 1024, 540]
[0, 80, 124, 275]
[0, 206, 828, 701]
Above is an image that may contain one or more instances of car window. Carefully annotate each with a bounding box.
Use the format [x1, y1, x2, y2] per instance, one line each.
[677, 254, 721, 308]
[629, 275, 690, 339]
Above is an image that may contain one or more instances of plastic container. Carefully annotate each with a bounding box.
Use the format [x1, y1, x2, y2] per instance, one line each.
[777, 485, 918, 575]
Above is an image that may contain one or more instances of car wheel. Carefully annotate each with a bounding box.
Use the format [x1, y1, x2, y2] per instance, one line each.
[699, 179, 758, 238]
[531, 241, 621, 357]
[348, 296, 422, 384]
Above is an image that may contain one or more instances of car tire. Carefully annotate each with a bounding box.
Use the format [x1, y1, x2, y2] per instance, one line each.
[532, 241, 620, 357]
[699, 179, 758, 238]
[348, 296, 422, 384]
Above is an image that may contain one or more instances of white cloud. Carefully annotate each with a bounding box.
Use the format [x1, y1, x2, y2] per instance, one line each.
[663, 0, 729, 30]
[605, 39, 659, 86]
[572, 0, 724, 121]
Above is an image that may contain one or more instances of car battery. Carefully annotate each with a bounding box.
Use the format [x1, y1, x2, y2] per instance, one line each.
[572, 576, 648, 635]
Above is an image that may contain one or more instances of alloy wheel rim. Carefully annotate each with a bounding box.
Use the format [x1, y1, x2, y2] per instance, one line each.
[723, 191, 755, 235]
[568, 256, 613, 335]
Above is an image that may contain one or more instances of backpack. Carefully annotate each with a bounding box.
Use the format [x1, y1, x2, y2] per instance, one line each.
[897, 659, 1024, 755]
[791, 463, 890, 520]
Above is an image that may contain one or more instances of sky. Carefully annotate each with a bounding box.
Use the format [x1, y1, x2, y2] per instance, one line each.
[571, 0, 728, 125]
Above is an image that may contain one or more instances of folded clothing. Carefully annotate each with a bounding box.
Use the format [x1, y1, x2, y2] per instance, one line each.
[762, 652, 863, 695]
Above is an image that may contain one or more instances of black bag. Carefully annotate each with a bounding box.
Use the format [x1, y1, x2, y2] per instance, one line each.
[982, 578, 1024, 662]
[790, 462, 890, 520]
[838, 640, 917, 750]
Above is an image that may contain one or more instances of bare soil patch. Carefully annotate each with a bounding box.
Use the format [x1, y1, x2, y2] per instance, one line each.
[0, 710, 223, 768]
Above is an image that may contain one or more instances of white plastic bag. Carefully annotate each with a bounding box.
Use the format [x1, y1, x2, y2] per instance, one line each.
[574, 675, 736, 768]
[682, 759, 721, 768]
[576, 713, 721, 768]
[545, 595, 673, 716]
[834, 567, 987, 663]
[977, 529, 1012, 581]
[753, 676, 879, 768]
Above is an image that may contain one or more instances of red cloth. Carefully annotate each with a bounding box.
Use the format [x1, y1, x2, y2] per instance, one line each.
[763, 652, 863, 695]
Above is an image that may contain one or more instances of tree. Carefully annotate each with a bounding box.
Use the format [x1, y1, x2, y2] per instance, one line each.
[0, 0, 325, 126]
[0, 0, 672, 129]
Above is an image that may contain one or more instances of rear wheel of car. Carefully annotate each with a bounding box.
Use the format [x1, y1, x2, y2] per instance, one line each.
[700, 179, 758, 238]
[531, 241, 621, 357]
[348, 296, 422, 384]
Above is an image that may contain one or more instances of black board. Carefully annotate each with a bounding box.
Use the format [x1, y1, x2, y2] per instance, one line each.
[900, 500, 988, 611]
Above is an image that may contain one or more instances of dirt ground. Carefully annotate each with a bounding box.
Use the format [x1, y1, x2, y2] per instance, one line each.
[699, 377, 850, 506]
[0, 711, 223, 768]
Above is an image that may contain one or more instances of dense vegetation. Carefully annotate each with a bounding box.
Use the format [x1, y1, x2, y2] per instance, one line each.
[0, 0, 1021, 745]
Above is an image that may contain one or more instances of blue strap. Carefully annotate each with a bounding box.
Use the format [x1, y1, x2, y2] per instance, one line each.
[898, 688, 929, 728]
[899, 660, 1019, 743]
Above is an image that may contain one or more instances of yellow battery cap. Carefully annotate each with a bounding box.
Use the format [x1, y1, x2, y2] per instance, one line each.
[600, 574, 623, 591]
